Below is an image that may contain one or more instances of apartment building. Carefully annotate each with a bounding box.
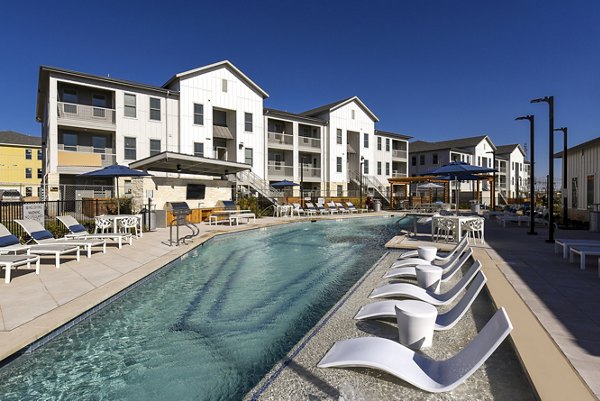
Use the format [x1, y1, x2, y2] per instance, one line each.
[495, 144, 527, 200]
[0, 131, 43, 199]
[36, 61, 409, 207]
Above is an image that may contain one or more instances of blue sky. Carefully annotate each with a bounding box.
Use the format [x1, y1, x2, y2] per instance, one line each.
[1, 0, 599, 176]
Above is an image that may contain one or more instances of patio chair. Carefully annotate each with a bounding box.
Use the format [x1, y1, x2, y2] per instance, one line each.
[15, 219, 106, 258]
[390, 239, 470, 269]
[118, 216, 140, 237]
[0, 223, 80, 269]
[318, 307, 512, 393]
[355, 272, 487, 330]
[315, 203, 330, 215]
[397, 236, 468, 262]
[345, 202, 366, 213]
[291, 203, 305, 216]
[57, 215, 132, 248]
[370, 262, 482, 305]
[336, 203, 350, 213]
[385, 247, 473, 282]
[464, 218, 485, 244]
[304, 202, 319, 215]
[94, 216, 114, 234]
[326, 202, 339, 214]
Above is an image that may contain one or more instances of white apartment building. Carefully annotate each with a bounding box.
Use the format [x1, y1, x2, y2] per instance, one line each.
[495, 144, 527, 200]
[36, 61, 409, 208]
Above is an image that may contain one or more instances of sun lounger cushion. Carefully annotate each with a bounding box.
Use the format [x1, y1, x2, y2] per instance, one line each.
[0, 235, 20, 247]
[69, 224, 86, 233]
[31, 230, 54, 241]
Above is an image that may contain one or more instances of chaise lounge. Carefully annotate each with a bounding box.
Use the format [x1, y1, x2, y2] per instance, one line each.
[57, 215, 132, 248]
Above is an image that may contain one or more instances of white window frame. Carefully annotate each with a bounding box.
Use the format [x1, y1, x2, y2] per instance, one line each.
[124, 136, 137, 160]
[193, 103, 204, 125]
[124, 93, 136, 118]
[244, 113, 253, 132]
[149, 139, 161, 156]
[149, 97, 161, 121]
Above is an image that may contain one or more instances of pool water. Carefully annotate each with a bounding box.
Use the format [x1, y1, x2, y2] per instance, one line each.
[0, 217, 402, 401]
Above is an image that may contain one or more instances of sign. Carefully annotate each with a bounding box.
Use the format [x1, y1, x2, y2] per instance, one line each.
[22, 203, 45, 226]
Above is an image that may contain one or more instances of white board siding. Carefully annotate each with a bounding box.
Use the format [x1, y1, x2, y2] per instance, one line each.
[566, 142, 600, 217]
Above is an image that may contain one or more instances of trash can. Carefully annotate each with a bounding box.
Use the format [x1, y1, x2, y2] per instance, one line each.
[373, 199, 382, 212]
[590, 204, 600, 232]
[141, 207, 156, 231]
[470, 200, 480, 214]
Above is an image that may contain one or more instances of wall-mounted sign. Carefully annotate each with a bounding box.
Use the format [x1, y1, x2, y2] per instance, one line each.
[22, 203, 45, 226]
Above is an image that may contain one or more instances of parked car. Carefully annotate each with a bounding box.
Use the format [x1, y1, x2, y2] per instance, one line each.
[0, 189, 23, 202]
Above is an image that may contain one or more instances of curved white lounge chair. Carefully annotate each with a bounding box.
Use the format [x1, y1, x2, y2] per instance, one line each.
[370, 261, 482, 305]
[318, 307, 513, 393]
[356, 272, 487, 330]
[384, 247, 473, 282]
[57, 215, 132, 248]
[398, 236, 468, 262]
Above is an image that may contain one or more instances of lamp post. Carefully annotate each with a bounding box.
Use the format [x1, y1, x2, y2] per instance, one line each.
[485, 150, 496, 210]
[359, 156, 365, 208]
[554, 127, 568, 227]
[300, 156, 305, 207]
[516, 115, 537, 235]
[531, 96, 555, 242]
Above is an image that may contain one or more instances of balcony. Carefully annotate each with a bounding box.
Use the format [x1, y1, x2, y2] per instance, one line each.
[267, 132, 293, 147]
[392, 149, 407, 159]
[57, 102, 116, 130]
[299, 165, 321, 181]
[57, 144, 116, 170]
[392, 171, 407, 178]
[268, 163, 293, 177]
[298, 135, 321, 150]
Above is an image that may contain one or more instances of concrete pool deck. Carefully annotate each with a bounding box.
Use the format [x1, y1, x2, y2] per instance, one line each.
[1, 212, 599, 400]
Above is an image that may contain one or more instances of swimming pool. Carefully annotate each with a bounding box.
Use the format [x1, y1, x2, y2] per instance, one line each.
[0, 217, 402, 400]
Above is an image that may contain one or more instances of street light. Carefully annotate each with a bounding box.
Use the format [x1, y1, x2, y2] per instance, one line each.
[485, 150, 496, 210]
[516, 115, 537, 235]
[531, 96, 555, 242]
[359, 156, 365, 208]
[554, 127, 568, 227]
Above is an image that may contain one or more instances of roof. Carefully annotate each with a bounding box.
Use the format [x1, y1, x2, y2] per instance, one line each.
[264, 108, 327, 125]
[0, 131, 42, 147]
[374, 129, 412, 140]
[409, 135, 494, 153]
[129, 151, 251, 176]
[555, 136, 600, 158]
[495, 143, 526, 157]
[163, 60, 269, 98]
[300, 96, 379, 122]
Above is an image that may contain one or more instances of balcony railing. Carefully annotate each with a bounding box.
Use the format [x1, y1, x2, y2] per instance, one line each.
[57, 144, 116, 166]
[392, 149, 407, 159]
[267, 163, 293, 177]
[299, 165, 321, 178]
[392, 171, 407, 178]
[57, 102, 116, 127]
[298, 136, 320, 149]
[267, 132, 293, 146]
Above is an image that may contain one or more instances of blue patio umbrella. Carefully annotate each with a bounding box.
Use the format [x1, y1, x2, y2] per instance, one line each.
[79, 165, 152, 213]
[271, 180, 299, 188]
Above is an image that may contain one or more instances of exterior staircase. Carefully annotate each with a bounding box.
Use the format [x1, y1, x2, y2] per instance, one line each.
[349, 170, 390, 205]
[233, 170, 283, 204]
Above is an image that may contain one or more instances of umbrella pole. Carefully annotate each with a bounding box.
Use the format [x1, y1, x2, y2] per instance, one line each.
[455, 177, 459, 216]
[115, 176, 120, 214]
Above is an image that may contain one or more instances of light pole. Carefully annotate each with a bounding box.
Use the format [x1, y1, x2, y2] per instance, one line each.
[300, 156, 305, 207]
[554, 127, 568, 227]
[359, 156, 365, 208]
[485, 150, 496, 210]
[516, 115, 537, 235]
[531, 96, 555, 242]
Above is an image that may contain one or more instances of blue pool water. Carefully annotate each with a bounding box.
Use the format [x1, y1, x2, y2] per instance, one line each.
[0, 217, 401, 400]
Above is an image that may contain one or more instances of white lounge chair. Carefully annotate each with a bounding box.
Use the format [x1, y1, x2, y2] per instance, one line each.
[292, 203, 305, 216]
[315, 203, 330, 215]
[555, 239, 600, 259]
[0, 254, 40, 284]
[355, 272, 487, 330]
[326, 202, 339, 214]
[15, 219, 106, 258]
[56, 215, 132, 249]
[336, 202, 350, 213]
[391, 240, 469, 271]
[345, 202, 367, 213]
[385, 247, 473, 282]
[318, 307, 513, 393]
[370, 262, 482, 305]
[304, 202, 319, 215]
[0, 223, 81, 269]
[398, 236, 468, 262]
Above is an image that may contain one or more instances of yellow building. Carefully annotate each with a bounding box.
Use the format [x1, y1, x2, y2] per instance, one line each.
[0, 131, 43, 199]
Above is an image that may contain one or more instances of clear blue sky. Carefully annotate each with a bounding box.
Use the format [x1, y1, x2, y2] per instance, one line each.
[1, 0, 599, 176]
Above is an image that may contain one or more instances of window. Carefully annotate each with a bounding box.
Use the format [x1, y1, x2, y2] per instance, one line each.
[194, 142, 204, 157]
[337, 185, 343, 197]
[419, 155, 425, 165]
[587, 175, 595, 208]
[150, 139, 161, 156]
[244, 113, 253, 132]
[124, 180, 132, 194]
[511, 177, 514, 185]
[92, 136, 107, 153]
[432, 153, 438, 164]
[572, 178, 578, 208]
[336, 157, 342, 173]
[63, 133, 78, 151]
[363, 133, 369, 148]
[386, 138, 390, 152]
[386, 162, 390, 176]
[377, 137, 382, 150]
[222, 79, 227, 93]
[336, 129, 342, 144]
[92, 94, 106, 108]
[512, 162, 515, 170]
[244, 148, 253, 166]
[37, 149, 42, 160]
[478, 156, 481, 166]
[187, 184, 206, 200]
[149, 97, 161, 121]
[377, 161, 382, 175]
[193, 103, 204, 125]
[351, 109, 355, 119]
[520, 163, 522, 171]
[37, 168, 42, 179]
[25, 168, 32, 179]
[451, 153, 460, 162]
[62, 88, 78, 103]
[124, 93, 136, 118]
[25, 149, 32, 159]
[124, 137, 136, 160]
[363, 159, 369, 174]
[411, 156, 416, 166]
[25, 187, 32, 197]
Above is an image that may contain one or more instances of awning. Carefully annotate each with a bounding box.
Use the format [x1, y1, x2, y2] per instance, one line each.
[129, 151, 250, 176]
[347, 143, 357, 154]
[213, 125, 234, 139]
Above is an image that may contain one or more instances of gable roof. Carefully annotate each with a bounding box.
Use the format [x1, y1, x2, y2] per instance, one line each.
[162, 60, 269, 98]
[264, 108, 327, 125]
[495, 144, 526, 157]
[300, 96, 379, 122]
[555, 136, 600, 158]
[374, 129, 412, 140]
[0, 131, 41, 147]
[409, 135, 494, 153]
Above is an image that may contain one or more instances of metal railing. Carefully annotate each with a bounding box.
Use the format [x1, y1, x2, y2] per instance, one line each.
[57, 102, 116, 126]
[235, 170, 283, 201]
[268, 163, 293, 177]
[392, 149, 407, 159]
[298, 136, 321, 149]
[57, 145, 116, 166]
[392, 170, 407, 178]
[267, 132, 293, 146]
[299, 165, 321, 178]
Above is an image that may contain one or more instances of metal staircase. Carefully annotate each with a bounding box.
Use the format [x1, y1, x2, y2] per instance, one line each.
[349, 170, 390, 205]
[233, 170, 283, 204]
[497, 191, 509, 205]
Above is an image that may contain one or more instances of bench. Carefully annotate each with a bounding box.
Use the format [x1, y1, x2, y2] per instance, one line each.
[569, 246, 600, 274]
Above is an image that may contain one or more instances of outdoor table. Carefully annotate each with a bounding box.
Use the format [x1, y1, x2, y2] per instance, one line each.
[432, 215, 483, 243]
[415, 264, 442, 293]
[394, 301, 438, 349]
[417, 246, 438, 262]
[96, 214, 143, 237]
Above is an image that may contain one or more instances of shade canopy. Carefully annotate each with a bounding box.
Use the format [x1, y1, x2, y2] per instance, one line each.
[129, 151, 251, 176]
[424, 161, 496, 177]
[271, 180, 299, 188]
[78, 164, 153, 178]
[436, 173, 488, 181]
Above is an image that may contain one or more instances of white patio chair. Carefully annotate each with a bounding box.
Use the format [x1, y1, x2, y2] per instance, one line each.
[118, 216, 139, 238]
[94, 216, 113, 234]
[464, 218, 485, 244]
[397, 235, 468, 263]
[318, 308, 513, 393]
[385, 247, 473, 282]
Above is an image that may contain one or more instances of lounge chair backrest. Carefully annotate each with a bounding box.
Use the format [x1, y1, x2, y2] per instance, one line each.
[439, 261, 481, 302]
[0, 223, 20, 247]
[57, 215, 88, 234]
[292, 203, 303, 210]
[305, 202, 316, 210]
[15, 219, 55, 241]
[443, 307, 512, 385]
[437, 272, 487, 329]
[442, 246, 472, 271]
[327, 202, 337, 208]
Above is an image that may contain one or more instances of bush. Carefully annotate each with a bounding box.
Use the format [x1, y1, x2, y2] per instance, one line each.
[237, 196, 264, 217]
[105, 197, 132, 214]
